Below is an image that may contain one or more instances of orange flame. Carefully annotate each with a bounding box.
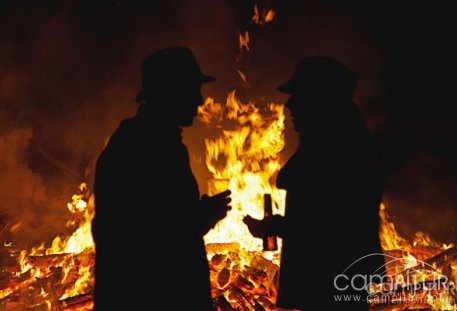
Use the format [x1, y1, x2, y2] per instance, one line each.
[253, 4, 275, 25]
[239, 31, 250, 52]
[265, 9, 276, 23]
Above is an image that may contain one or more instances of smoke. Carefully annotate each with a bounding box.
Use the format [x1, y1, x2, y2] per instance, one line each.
[0, 1, 135, 246]
[1, 0, 452, 248]
[0, 0, 244, 247]
[377, 130, 457, 244]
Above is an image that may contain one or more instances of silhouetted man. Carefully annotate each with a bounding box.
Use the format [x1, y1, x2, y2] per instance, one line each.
[245, 57, 385, 310]
[93, 47, 230, 310]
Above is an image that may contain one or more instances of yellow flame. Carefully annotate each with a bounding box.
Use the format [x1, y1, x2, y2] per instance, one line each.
[201, 91, 286, 253]
[4, 183, 95, 303]
[427, 293, 457, 310]
[61, 263, 92, 300]
[379, 203, 408, 251]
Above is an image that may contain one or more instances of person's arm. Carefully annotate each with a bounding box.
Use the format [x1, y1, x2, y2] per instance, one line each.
[243, 214, 285, 238]
[199, 190, 231, 235]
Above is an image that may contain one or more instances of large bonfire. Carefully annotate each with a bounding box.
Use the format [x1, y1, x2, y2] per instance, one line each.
[1, 91, 456, 310]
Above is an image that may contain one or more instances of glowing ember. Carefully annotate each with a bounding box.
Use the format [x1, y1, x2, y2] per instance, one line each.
[265, 10, 276, 23]
[253, 4, 276, 25]
[237, 69, 248, 83]
[239, 31, 250, 53]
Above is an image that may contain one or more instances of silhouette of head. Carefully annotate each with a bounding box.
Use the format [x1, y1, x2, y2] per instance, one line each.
[136, 47, 215, 127]
[277, 57, 357, 133]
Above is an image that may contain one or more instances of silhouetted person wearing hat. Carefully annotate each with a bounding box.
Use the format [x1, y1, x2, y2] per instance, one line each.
[244, 57, 385, 310]
[93, 47, 231, 310]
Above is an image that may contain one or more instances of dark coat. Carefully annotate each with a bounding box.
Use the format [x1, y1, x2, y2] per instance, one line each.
[93, 105, 213, 310]
[276, 101, 385, 310]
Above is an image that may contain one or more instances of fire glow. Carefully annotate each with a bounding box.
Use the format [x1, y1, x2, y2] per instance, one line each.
[0, 3, 455, 311]
[0, 97, 456, 310]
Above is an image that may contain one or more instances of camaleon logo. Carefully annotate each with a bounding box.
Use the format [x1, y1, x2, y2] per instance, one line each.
[333, 252, 456, 308]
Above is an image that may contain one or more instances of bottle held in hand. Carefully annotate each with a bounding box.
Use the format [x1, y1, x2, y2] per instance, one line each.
[263, 193, 278, 251]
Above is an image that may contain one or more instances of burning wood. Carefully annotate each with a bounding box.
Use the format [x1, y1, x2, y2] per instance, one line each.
[0, 184, 94, 310]
[374, 204, 457, 310]
[208, 247, 279, 311]
[214, 295, 237, 311]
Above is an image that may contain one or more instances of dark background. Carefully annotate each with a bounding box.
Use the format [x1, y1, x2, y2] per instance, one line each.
[0, 0, 455, 246]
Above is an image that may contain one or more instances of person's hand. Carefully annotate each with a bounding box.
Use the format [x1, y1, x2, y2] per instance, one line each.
[243, 215, 284, 238]
[201, 190, 231, 230]
[243, 215, 268, 238]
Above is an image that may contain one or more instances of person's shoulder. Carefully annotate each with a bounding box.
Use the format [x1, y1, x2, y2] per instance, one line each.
[116, 116, 140, 134]
[98, 117, 140, 159]
[111, 116, 142, 141]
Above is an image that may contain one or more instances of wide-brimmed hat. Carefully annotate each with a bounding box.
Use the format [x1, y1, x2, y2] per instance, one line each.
[277, 57, 357, 97]
[136, 47, 216, 102]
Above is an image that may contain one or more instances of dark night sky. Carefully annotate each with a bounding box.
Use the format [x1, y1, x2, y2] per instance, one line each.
[0, 0, 455, 245]
[337, 1, 457, 242]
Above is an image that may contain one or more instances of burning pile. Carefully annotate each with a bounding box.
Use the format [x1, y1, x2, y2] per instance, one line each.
[0, 183, 94, 310]
[371, 203, 457, 310]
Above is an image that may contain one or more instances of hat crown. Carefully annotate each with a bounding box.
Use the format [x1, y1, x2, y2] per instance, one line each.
[278, 57, 357, 96]
[136, 47, 215, 101]
[142, 47, 202, 85]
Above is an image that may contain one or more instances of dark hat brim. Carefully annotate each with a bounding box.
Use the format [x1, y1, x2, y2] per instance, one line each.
[136, 74, 216, 102]
[277, 81, 294, 94]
